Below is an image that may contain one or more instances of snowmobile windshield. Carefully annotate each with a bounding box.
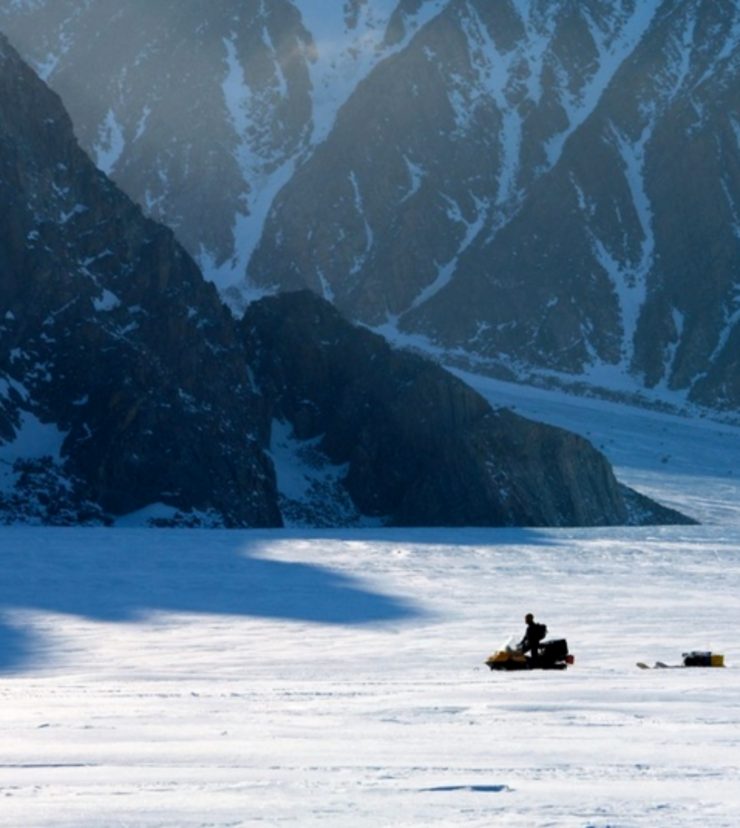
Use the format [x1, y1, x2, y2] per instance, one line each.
[501, 635, 523, 653]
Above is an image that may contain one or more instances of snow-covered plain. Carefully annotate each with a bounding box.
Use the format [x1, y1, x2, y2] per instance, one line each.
[2, 381, 740, 827]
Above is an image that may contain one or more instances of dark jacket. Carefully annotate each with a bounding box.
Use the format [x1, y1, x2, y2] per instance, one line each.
[521, 621, 546, 655]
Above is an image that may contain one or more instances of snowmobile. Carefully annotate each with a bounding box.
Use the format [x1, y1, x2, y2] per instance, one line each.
[485, 635, 573, 671]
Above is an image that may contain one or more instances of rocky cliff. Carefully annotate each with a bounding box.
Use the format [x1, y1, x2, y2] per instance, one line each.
[0, 33, 280, 526]
[3, 1, 739, 414]
[242, 291, 690, 527]
[0, 33, 692, 529]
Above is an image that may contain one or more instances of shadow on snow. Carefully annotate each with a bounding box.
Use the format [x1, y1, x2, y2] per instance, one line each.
[0, 527, 434, 674]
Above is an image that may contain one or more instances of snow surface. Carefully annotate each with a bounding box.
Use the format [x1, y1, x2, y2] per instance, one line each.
[0, 407, 66, 496]
[2, 383, 740, 827]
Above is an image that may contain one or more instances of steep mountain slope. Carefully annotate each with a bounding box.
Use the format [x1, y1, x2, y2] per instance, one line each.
[0, 33, 281, 526]
[251, 0, 740, 412]
[0, 0, 407, 299]
[241, 290, 691, 527]
[4, 0, 739, 413]
[1, 33, 696, 531]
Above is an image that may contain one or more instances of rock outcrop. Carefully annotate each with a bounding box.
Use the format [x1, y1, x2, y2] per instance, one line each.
[0, 33, 280, 526]
[0, 33, 692, 529]
[242, 291, 692, 527]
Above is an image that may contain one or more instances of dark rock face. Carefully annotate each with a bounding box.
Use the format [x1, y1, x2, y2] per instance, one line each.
[0, 0, 314, 278]
[0, 33, 692, 529]
[242, 291, 692, 527]
[0, 34, 280, 527]
[247, 2, 740, 414]
[4, 1, 737, 413]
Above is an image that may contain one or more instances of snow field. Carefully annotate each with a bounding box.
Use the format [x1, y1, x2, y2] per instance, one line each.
[1, 521, 740, 827]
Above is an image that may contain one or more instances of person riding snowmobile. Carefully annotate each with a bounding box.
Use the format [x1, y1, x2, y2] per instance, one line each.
[485, 614, 570, 671]
[520, 613, 547, 663]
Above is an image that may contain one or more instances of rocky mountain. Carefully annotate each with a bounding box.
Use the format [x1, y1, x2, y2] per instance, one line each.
[241, 290, 690, 528]
[0, 32, 281, 527]
[2, 0, 739, 415]
[0, 32, 692, 528]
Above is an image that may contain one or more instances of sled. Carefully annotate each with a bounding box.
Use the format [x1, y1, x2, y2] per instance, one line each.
[486, 637, 573, 671]
[637, 651, 725, 670]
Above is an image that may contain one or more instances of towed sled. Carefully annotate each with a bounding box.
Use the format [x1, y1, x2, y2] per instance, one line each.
[486, 636, 573, 671]
[637, 650, 725, 670]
